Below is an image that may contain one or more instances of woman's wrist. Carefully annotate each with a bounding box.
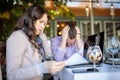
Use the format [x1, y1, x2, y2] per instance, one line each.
[39, 33, 47, 41]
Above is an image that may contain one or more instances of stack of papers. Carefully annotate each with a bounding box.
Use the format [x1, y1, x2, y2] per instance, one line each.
[65, 52, 89, 66]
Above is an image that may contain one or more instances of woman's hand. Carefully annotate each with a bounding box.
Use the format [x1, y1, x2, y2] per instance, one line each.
[39, 33, 47, 41]
[45, 61, 65, 74]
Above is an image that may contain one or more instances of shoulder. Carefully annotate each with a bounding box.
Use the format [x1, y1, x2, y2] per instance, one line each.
[9, 30, 26, 37]
[51, 36, 62, 45]
[52, 36, 61, 41]
[6, 30, 28, 44]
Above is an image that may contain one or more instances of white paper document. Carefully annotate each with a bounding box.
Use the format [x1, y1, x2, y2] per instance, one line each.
[65, 52, 89, 66]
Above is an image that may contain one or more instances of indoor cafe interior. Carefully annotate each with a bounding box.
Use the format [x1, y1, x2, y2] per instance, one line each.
[0, 0, 120, 80]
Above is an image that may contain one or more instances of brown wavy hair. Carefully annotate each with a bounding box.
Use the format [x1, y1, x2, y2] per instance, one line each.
[14, 5, 48, 52]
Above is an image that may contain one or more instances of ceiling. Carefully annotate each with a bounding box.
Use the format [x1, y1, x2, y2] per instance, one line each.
[66, 0, 120, 8]
[45, 0, 120, 17]
[45, 0, 120, 8]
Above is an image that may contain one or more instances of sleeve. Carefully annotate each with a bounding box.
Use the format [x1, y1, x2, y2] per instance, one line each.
[39, 33, 52, 57]
[77, 39, 84, 57]
[51, 37, 66, 61]
[6, 32, 48, 80]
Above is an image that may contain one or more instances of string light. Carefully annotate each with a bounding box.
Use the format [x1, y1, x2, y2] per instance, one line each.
[110, 3, 115, 19]
[96, 0, 99, 7]
[13, 0, 17, 5]
[85, 5, 89, 17]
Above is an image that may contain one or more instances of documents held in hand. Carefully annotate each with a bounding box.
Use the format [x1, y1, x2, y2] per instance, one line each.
[65, 52, 89, 66]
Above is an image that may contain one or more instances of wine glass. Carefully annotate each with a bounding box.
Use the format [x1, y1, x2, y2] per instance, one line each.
[107, 36, 120, 67]
[87, 46, 102, 71]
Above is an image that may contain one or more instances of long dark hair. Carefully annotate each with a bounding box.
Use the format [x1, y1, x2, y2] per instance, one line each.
[14, 5, 48, 51]
[67, 21, 77, 39]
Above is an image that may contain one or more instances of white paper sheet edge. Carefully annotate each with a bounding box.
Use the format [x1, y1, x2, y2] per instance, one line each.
[65, 52, 89, 66]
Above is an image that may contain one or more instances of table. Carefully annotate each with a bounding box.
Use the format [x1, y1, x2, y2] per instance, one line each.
[60, 63, 120, 80]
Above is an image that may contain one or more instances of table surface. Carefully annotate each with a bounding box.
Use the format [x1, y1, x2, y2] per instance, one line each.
[60, 63, 120, 80]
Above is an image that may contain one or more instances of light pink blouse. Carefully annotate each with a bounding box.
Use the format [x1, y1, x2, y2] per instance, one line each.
[6, 30, 49, 80]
